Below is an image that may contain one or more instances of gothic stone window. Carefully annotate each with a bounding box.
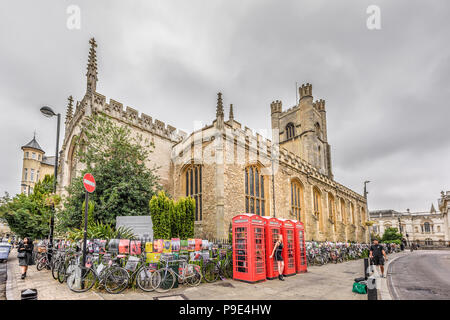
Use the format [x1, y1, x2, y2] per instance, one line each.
[350, 203, 355, 225]
[185, 165, 202, 221]
[286, 123, 295, 140]
[340, 198, 346, 224]
[245, 165, 265, 216]
[313, 187, 323, 231]
[291, 179, 303, 221]
[328, 193, 336, 231]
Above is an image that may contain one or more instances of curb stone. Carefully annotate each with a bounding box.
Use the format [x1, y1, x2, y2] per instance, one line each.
[378, 252, 408, 300]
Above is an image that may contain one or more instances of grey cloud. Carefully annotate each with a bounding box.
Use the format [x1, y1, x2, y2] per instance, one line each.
[0, 0, 449, 213]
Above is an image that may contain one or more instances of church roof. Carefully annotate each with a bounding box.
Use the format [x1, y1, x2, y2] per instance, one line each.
[21, 136, 44, 153]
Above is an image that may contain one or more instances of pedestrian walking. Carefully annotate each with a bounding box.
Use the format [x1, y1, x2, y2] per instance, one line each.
[269, 234, 285, 281]
[17, 237, 34, 279]
[369, 239, 388, 278]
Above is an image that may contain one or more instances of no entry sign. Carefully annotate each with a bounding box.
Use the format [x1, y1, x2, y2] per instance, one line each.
[83, 173, 96, 193]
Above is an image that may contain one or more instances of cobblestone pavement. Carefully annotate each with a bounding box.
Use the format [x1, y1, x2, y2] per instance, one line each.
[6, 250, 403, 300]
[387, 250, 450, 300]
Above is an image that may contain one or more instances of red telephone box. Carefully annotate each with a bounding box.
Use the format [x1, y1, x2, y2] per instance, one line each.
[232, 214, 266, 283]
[278, 218, 296, 277]
[290, 219, 308, 273]
[261, 216, 281, 280]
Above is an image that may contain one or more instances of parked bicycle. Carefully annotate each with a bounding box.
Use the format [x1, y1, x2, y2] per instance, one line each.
[151, 255, 202, 293]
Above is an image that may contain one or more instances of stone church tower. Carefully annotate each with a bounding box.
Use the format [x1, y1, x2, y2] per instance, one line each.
[271, 83, 333, 179]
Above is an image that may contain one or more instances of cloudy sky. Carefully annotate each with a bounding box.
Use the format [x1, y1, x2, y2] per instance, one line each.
[0, 0, 449, 212]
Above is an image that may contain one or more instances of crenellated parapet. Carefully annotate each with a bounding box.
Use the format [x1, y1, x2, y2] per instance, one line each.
[313, 99, 325, 111]
[299, 83, 312, 99]
[278, 146, 365, 202]
[270, 100, 282, 115]
[89, 91, 187, 142]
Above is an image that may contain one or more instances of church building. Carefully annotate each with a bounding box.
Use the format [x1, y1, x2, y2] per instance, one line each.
[51, 38, 368, 242]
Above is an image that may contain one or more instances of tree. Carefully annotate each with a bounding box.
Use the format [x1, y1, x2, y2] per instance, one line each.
[58, 114, 162, 231]
[381, 227, 402, 243]
[0, 175, 59, 239]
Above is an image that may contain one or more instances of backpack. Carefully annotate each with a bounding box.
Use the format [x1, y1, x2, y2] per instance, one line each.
[352, 281, 367, 294]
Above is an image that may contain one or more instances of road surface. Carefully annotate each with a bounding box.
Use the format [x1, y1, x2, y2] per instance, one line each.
[388, 250, 450, 300]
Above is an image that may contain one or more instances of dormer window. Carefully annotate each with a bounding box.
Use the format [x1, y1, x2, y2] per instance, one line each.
[286, 123, 295, 140]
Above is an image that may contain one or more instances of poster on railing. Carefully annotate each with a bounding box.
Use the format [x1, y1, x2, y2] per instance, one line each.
[188, 239, 195, 251]
[163, 240, 172, 253]
[171, 238, 180, 252]
[195, 239, 202, 251]
[153, 239, 163, 253]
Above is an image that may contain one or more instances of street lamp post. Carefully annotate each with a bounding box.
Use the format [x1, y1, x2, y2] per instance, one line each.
[364, 180, 371, 243]
[40, 106, 61, 261]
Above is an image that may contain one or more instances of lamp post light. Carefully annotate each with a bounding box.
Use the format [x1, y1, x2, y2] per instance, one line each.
[364, 180, 371, 243]
[40, 106, 61, 261]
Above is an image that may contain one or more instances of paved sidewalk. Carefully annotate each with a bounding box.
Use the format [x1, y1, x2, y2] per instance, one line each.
[6, 249, 403, 300]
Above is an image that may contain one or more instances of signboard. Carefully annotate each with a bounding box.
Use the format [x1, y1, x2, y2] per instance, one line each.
[83, 173, 96, 193]
[116, 216, 153, 239]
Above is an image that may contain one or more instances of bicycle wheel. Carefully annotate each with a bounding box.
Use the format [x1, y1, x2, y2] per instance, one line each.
[221, 260, 233, 279]
[58, 262, 69, 283]
[152, 268, 176, 293]
[136, 267, 155, 292]
[186, 265, 202, 287]
[52, 259, 61, 280]
[66, 266, 97, 293]
[36, 256, 47, 271]
[202, 261, 219, 283]
[104, 266, 129, 294]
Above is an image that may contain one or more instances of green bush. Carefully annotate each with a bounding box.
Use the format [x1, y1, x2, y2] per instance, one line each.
[149, 192, 195, 239]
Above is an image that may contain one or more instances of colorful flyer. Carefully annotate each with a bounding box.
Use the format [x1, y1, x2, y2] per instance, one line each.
[153, 239, 163, 253]
[201, 251, 210, 262]
[201, 240, 209, 251]
[163, 240, 172, 253]
[145, 241, 153, 253]
[146, 252, 161, 263]
[180, 240, 188, 252]
[195, 239, 202, 251]
[171, 238, 180, 252]
[119, 239, 130, 254]
[190, 251, 202, 261]
[130, 240, 141, 255]
[188, 239, 195, 251]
